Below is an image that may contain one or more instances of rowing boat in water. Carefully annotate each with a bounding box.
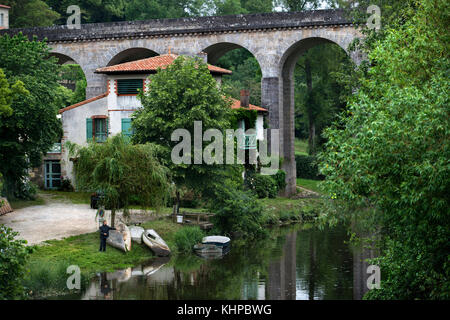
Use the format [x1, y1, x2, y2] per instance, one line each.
[143, 229, 171, 257]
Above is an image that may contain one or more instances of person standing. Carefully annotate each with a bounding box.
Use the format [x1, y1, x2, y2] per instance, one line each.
[99, 220, 115, 252]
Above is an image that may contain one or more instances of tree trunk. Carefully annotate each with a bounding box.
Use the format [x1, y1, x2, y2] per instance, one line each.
[176, 190, 180, 215]
[305, 58, 316, 155]
[111, 208, 116, 228]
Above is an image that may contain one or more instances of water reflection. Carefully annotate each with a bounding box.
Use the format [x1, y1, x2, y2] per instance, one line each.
[76, 225, 373, 300]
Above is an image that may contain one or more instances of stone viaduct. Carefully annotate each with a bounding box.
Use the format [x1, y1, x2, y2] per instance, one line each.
[1, 9, 363, 195]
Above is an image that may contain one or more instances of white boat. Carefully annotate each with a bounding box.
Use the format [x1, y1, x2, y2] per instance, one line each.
[202, 236, 231, 248]
[143, 229, 171, 257]
[106, 222, 131, 252]
[129, 226, 144, 244]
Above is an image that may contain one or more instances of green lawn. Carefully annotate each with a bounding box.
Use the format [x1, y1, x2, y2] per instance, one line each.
[9, 196, 46, 210]
[295, 138, 309, 156]
[40, 190, 91, 204]
[296, 178, 322, 193]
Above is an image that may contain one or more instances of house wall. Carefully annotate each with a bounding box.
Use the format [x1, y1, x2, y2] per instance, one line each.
[256, 114, 264, 141]
[0, 7, 9, 29]
[61, 96, 108, 182]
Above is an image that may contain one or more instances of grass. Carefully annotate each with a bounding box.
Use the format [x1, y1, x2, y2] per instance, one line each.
[27, 217, 183, 275]
[296, 178, 322, 193]
[9, 196, 46, 210]
[295, 138, 309, 156]
[40, 190, 91, 204]
[258, 196, 322, 224]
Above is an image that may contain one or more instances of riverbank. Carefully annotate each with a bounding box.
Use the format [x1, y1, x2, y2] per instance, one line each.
[23, 194, 324, 298]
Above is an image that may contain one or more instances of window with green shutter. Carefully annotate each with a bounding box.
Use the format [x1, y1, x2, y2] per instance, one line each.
[117, 79, 143, 95]
[94, 118, 107, 143]
[86, 118, 93, 142]
[121, 118, 133, 141]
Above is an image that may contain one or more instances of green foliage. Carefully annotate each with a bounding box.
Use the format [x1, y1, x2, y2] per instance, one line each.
[67, 135, 170, 225]
[296, 154, 322, 180]
[3, 0, 60, 28]
[245, 173, 277, 198]
[0, 34, 62, 199]
[174, 226, 205, 253]
[132, 56, 236, 201]
[272, 170, 287, 191]
[0, 69, 28, 118]
[0, 225, 32, 300]
[319, 0, 450, 299]
[210, 181, 267, 238]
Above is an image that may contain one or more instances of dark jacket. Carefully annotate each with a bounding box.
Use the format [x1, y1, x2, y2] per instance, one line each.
[99, 225, 116, 239]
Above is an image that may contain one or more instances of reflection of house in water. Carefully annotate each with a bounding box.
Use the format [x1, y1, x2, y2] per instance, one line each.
[267, 232, 297, 300]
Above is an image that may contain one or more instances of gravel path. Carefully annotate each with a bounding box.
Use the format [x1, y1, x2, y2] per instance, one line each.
[0, 193, 98, 245]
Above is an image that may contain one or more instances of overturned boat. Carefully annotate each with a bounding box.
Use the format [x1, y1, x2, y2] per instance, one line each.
[202, 236, 231, 248]
[106, 222, 131, 252]
[143, 229, 171, 257]
[129, 226, 144, 244]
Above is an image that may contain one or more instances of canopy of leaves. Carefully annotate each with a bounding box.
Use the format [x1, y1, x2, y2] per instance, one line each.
[2, 0, 60, 28]
[318, 0, 449, 299]
[0, 34, 62, 199]
[132, 56, 236, 197]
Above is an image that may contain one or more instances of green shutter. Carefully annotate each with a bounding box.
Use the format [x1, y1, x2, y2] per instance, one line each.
[117, 79, 143, 95]
[121, 118, 132, 141]
[86, 118, 93, 142]
[106, 117, 109, 137]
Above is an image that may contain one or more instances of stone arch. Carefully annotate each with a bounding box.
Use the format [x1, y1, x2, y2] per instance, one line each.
[106, 47, 159, 66]
[278, 36, 355, 195]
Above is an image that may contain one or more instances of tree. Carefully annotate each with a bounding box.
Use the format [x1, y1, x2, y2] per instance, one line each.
[0, 34, 62, 199]
[318, 0, 449, 299]
[132, 56, 236, 212]
[293, 44, 351, 154]
[0, 69, 28, 118]
[3, 0, 60, 28]
[68, 135, 170, 227]
[0, 225, 31, 300]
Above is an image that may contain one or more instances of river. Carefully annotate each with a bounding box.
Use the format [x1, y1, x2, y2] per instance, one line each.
[60, 224, 374, 300]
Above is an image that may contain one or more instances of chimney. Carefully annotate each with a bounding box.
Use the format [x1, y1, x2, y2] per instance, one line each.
[240, 90, 250, 108]
[0, 4, 10, 30]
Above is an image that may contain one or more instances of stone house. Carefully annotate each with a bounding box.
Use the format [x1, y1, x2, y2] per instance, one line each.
[32, 54, 267, 189]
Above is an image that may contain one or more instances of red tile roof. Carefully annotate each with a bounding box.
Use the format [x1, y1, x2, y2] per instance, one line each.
[95, 54, 232, 75]
[231, 98, 267, 112]
[0, 4, 11, 9]
[59, 92, 108, 114]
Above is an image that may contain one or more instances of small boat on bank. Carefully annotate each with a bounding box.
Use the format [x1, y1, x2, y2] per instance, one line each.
[202, 236, 231, 248]
[129, 226, 144, 244]
[106, 223, 131, 252]
[143, 229, 171, 257]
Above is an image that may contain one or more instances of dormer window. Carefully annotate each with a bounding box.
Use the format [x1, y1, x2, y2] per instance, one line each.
[117, 79, 144, 95]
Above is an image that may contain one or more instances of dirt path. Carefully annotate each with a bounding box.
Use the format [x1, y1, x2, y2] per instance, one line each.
[0, 193, 98, 245]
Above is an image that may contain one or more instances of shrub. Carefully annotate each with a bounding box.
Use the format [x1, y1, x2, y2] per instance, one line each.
[295, 154, 323, 180]
[58, 178, 74, 192]
[245, 173, 277, 199]
[0, 225, 32, 299]
[210, 183, 267, 238]
[272, 170, 287, 191]
[174, 226, 205, 254]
